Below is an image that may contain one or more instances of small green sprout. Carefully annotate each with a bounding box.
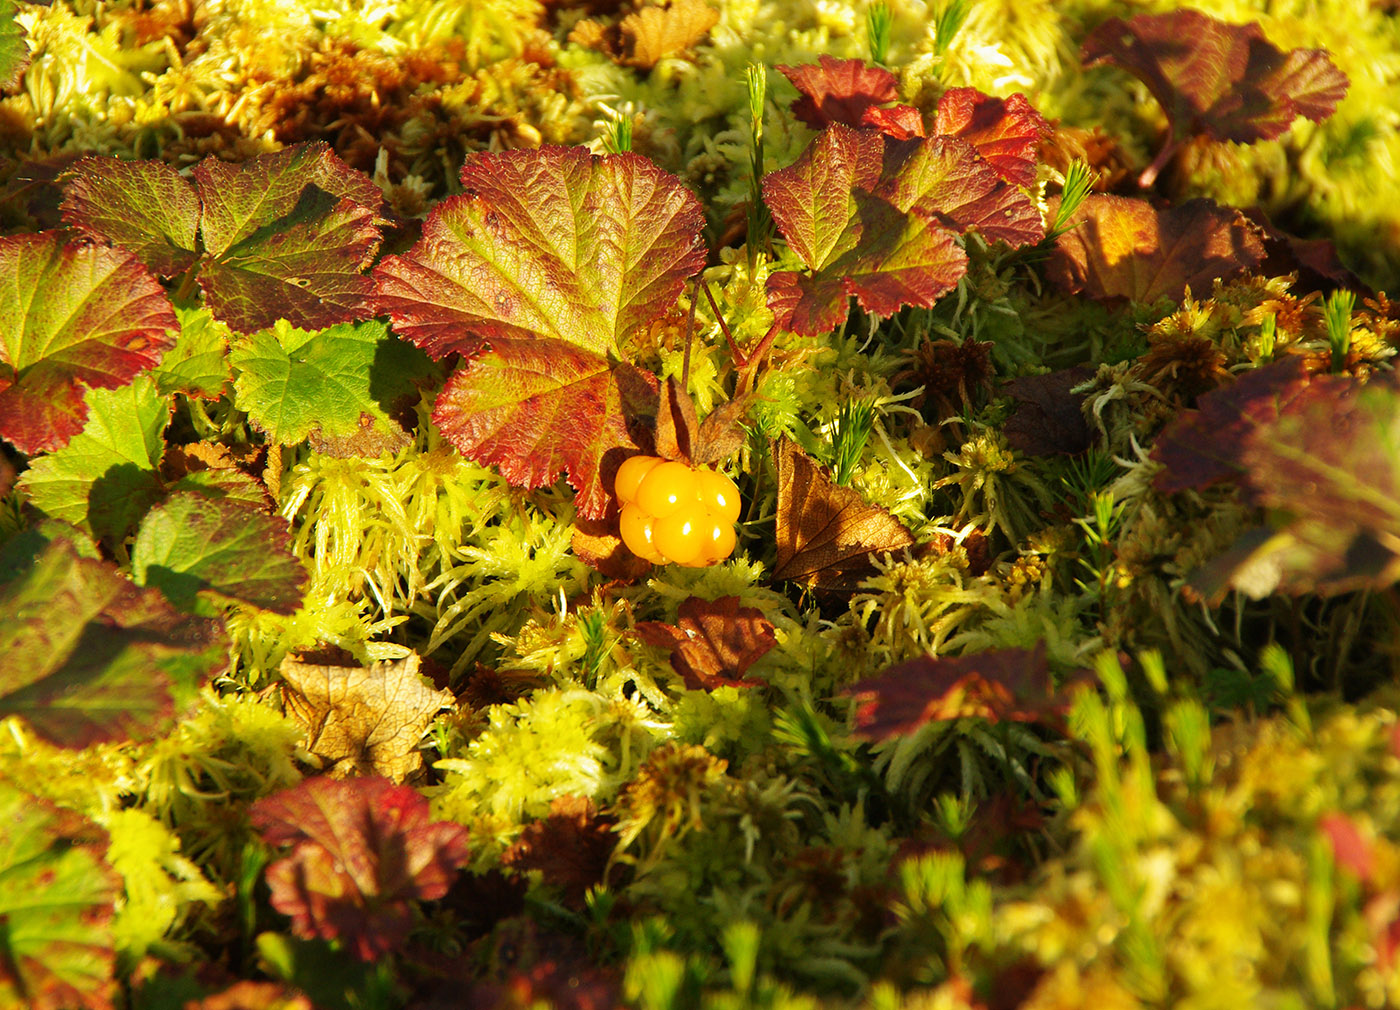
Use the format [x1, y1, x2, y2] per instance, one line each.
[1048, 159, 1096, 238]
[933, 0, 971, 56]
[830, 398, 875, 486]
[866, 1, 893, 64]
[602, 110, 633, 154]
[745, 62, 771, 267]
[1325, 288, 1356, 372]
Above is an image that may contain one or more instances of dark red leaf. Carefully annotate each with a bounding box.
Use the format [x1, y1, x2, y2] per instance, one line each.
[777, 55, 900, 130]
[1048, 194, 1265, 304]
[1001, 366, 1095, 457]
[860, 104, 926, 140]
[846, 645, 1063, 740]
[61, 157, 200, 277]
[431, 341, 657, 520]
[633, 595, 776, 690]
[1151, 356, 1314, 494]
[932, 88, 1050, 188]
[0, 233, 176, 454]
[1082, 11, 1348, 145]
[763, 126, 966, 335]
[249, 776, 471, 961]
[878, 135, 1044, 248]
[772, 436, 914, 590]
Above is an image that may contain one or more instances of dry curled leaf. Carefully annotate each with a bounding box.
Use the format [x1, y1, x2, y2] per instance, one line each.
[502, 796, 618, 908]
[571, 0, 718, 70]
[279, 652, 455, 781]
[633, 595, 776, 690]
[771, 436, 914, 590]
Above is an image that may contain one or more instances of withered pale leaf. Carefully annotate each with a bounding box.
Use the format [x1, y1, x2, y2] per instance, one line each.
[279, 652, 454, 782]
[622, 0, 719, 69]
[772, 436, 914, 590]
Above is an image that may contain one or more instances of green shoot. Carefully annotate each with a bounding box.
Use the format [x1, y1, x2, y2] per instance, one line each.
[933, 0, 971, 56]
[745, 62, 771, 268]
[1048, 159, 1095, 238]
[866, 1, 893, 64]
[1257, 311, 1277, 362]
[1325, 288, 1356, 372]
[831, 398, 875, 486]
[601, 110, 633, 154]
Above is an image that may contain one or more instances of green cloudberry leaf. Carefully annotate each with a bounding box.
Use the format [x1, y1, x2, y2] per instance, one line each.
[60, 143, 384, 335]
[0, 233, 176, 454]
[0, 0, 30, 93]
[229, 318, 433, 454]
[150, 306, 232, 400]
[373, 146, 706, 361]
[60, 158, 200, 278]
[131, 491, 307, 615]
[0, 536, 224, 748]
[432, 340, 656, 520]
[0, 780, 119, 1010]
[18, 375, 169, 548]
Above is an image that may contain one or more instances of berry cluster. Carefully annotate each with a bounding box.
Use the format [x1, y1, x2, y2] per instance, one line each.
[615, 456, 740, 566]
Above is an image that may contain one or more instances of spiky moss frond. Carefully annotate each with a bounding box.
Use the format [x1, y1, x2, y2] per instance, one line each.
[433, 686, 657, 864]
[980, 671, 1400, 1009]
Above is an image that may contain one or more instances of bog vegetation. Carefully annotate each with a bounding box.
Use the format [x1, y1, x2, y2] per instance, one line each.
[2, 1, 1400, 1008]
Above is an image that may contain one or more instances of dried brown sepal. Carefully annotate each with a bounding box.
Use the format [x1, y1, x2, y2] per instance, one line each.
[502, 797, 619, 908]
[692, 391, 754, 466]
[771, 436, 914, 590]
[572, 515, 654, 580]
[655, 374, 700, 462]
[633, 595, 775, 690]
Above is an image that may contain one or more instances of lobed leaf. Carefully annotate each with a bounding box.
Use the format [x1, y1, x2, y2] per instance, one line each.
[249, 776, 471, 961]
[18, 375, 170, 548]
[622, 0, 719, 68]
[0, 233, 176, 454]
[131, 491, 307, 615]
[777, 55, 899, 130]
[1082, 10, 1348, 145]
[229, 318, 433, 454]
[431, 341, 656, 520]
[763, 125, 967, 335]
[1047, 194, 1265, 304]
[279, 652, 455, 782]
[150, 306, 233, 400]
[877, 134, 1045, 248]
[932, 88, 1051, 188]
[633, 595, 776, 690]
[846, 645, 1064, 740]
[771, 436, 913, 590]
[374, 146, 705, 361]
[0, 781, 119, 1010]
[0, 535, 224, 748]
[0, 0, 30, 92]
[61, 143, 384, 334]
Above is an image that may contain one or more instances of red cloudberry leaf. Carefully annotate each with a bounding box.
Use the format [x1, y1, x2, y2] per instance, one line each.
[634, 595, 776, 690]
[1048, 194, 1265, 304]
[1151, 356, 1315, 495]
[0, 535, 225, 748]
[0, 233, 176, 454]
[374, 146, 705, 362]
[61, 143, 384, 334]
[431, 340, 657, 520]
[877, 135, 1044, 248]
[861, 104, 926, 140]
[249, 776, 471, 962]
[777, 55, 900, 130]
[932, 88, 1051, 188]
[0, 781, 119, 1010]
[763, 125, 967, 336]
[60, 157, 200, 277]
[772, 436, 914, 590]
[846, 645, 1064, 740]
[1082, 10, 1347, 146]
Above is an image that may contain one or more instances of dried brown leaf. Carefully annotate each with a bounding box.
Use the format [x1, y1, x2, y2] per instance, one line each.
[771, 436, 914, 590]
[621, 0, 719, 69]
[633, 595, 776, 690]
[279, 652, 454, 781]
